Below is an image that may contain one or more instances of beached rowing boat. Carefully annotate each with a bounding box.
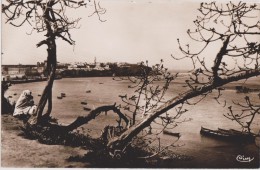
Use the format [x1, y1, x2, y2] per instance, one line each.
[200, 127, 255, 142]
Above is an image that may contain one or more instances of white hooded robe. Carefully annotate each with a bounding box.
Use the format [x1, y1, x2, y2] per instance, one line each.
[13, 90, 37, 117]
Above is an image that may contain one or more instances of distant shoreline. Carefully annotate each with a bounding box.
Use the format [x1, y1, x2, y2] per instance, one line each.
[9, 78, 48, 84]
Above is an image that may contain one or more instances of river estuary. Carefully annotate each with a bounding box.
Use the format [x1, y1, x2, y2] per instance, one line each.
[4, 76, 260, 168]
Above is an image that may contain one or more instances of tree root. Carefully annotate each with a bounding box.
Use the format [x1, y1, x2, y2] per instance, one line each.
[20, 117, 192, 167]
[21, 104, 129, 155]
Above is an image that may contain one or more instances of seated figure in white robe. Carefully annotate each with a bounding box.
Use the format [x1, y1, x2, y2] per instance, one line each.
[13, 90, 37, 117]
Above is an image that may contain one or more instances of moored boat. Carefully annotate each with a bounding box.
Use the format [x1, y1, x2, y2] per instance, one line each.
[81, 102, 88, 105]
[83, 107, 91, 111]
[163, 130, 180, 137]
[200, 127, 255, 142]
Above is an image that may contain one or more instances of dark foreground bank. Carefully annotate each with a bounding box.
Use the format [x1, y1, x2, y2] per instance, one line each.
[1, 113, 259, 168]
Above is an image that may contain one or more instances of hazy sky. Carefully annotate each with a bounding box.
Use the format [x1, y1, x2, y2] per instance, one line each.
[2, 0, 259, 70]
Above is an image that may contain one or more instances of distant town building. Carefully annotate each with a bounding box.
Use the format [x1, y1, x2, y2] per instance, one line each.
[2, 65, 31, 81]
[1, 60, 142, 80]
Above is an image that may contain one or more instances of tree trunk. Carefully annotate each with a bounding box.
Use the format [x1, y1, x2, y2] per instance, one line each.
[34, 37, 56, 124]
[28, 1, 57, 124]
[107, 69, 260, 154]
[44, 91, 53, 117]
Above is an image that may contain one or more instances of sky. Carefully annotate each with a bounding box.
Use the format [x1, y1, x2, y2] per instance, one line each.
[1, 0, 259, 70]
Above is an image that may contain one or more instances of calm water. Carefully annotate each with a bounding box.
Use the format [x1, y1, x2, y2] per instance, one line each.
[5, 77, 260, 168]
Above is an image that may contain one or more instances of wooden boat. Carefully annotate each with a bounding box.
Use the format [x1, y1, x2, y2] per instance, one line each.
[86, 90, 91, 93]
[163, 130, 180, 137]
[230, 129, 250, 134]
[200, 127, 230, 138]
[219, 128, 255, 140]
[83, 107, 91, 111]
[13, 93, 17, 96]
[200, 127, 255, 142]
[218, 128, 235, 134]
[81, 102, 88, 105]
[61, 93, 66, 97]
[57, 96, 62, 99]
[218, 128, 246, 135]
[38, 94, 41, 96]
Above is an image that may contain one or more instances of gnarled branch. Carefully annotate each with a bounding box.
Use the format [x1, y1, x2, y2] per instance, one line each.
[63, 104, 129, 132]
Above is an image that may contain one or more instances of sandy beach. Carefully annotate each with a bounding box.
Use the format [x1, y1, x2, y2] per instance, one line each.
[1, 114, 92, 168]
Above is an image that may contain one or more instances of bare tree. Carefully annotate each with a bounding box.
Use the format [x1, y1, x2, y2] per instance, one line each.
[112, 61, 185, 158]
[116, 60, 175, 125]
[106, 1, 260, 157]
[2, 1, 260, 160]
[2, 0, 106, 124]
[224, 94, 260, 133]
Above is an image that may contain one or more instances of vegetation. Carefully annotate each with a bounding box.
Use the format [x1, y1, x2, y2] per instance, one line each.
[2, 0, 106, 124]
[1, 81, 14, 114]
[2, 0, 259, 166]
[105, 1, 260, 157]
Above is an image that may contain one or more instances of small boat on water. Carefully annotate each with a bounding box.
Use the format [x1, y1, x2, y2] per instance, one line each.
[38, 94, 41, 96]
[13, 93, 17, 96]
[200, 127, 255, 142]
[83, 107, 91, 111]
[86, 90, 91, 93]
[163, 130, 180, 137]
[61, 93, 66, 97]
[57, 96, 62, 99]
[81, 102, 88, 105]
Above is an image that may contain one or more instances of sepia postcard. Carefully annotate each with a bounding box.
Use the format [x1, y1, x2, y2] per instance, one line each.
[1, 0, 260, 168]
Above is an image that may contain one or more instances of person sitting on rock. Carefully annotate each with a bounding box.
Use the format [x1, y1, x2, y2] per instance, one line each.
[13, 90, 37, 118]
